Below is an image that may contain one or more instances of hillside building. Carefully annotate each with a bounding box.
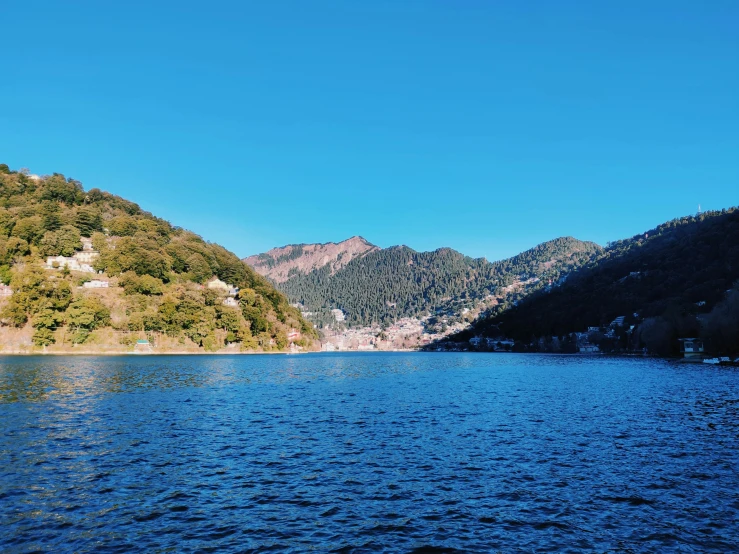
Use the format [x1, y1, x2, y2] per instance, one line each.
[45, 256, 96, 273]
[83, 280, 109, 288]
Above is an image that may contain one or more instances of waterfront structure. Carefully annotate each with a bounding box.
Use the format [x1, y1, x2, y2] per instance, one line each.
[679, 338, 704, 359]
[134, 339, 153, 353]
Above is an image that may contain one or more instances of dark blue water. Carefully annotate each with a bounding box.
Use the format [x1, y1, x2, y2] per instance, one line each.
[1, 353, 737, 552]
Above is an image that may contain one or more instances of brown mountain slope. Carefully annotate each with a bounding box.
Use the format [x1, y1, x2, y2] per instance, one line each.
[244, 236, 378, 283]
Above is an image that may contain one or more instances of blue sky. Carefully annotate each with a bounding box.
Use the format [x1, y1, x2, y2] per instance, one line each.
[1, 1, 737, 261]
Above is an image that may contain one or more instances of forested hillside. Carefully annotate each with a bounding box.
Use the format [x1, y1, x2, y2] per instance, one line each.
[0, 164, 316, 351]
[454, 208, 739, 355]
[267, 237, 601, 327]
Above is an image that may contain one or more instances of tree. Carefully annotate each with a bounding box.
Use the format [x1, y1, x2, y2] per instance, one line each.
[702, 286, 739, 355]
[38, 225, 82, 257]
[1, 300, 28, 327]
[65, 297, 110, 343]
[41, 201, 61, 232]
[637, 317, 676, 356]
[0, 209, 15, 237]
[107, 215, 138, 236]
[119, 272, 164, 295]
[32, 327, 56, 346]
[217, 307, 247, 343]
[185, 253, 212, 283]
[76, 208, 103, 237]
[11, 216, 44, 244]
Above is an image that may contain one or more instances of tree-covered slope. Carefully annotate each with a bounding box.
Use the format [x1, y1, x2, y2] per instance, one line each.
[0, 164, 316, 351]
[272, 237, 601, 327]
[458, 208, 739, 346]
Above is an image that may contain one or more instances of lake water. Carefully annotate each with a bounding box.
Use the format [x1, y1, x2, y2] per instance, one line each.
[1, 353, 737, 552]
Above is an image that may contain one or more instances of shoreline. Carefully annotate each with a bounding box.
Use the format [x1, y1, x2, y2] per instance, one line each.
[0, 348, 419, 356]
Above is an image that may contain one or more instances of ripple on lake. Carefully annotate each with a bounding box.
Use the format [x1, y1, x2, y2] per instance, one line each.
[1, 353, 738, 552]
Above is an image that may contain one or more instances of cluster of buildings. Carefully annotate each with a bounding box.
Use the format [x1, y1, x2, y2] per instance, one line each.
[45, 237, 100, 274]
[206, 277, 240, 307]
[573, 315, 632, 353]
[469, 337, 515, 351]
[320, 315, 468, 351]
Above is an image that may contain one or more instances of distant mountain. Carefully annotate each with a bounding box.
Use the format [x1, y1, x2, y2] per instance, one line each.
[244, 236, 378, 283]
[245, 236, 601, 328]
[451, 208, 739, 355]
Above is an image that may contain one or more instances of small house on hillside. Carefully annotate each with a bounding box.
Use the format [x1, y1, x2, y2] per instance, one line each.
[0, 283, 12, 297]
[287, 329, 301, 342]
[207, 277, 232, 292]
[222, 297, 239, 307]
[679, 338, 704, 359]
[83, 280, 109, 288]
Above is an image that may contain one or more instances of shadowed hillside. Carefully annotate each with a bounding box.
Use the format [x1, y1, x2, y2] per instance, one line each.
[449, 208, 739, 356]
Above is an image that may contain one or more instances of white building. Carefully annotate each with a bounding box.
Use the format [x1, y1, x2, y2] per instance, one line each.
[331, 309, 346, 322]
[74, 250, 99, 264]
[222, 297, 239, 307]
[207, 277, 235, 293]
[83, 280, 109, 288]
[46, 256, 96, 273]
[679, 338, 704, 359]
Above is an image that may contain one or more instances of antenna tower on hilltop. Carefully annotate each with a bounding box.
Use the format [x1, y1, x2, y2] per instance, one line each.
[697, 204, 702, 215]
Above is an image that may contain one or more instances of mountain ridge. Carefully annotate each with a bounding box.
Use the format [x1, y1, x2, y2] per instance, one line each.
[244, 235, 378, 283]
[246, 235, 602, 329]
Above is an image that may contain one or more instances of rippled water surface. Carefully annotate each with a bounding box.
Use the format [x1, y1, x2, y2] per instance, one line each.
[1, 353, 738, 552]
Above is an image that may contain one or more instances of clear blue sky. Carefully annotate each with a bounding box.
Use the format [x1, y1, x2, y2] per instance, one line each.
[2, 1, 737, 260]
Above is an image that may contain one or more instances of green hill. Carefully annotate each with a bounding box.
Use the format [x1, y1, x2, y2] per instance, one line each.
[254, 236, 601, 328]
[452, 208, 739, 356]
[0, 164, 316, 352]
